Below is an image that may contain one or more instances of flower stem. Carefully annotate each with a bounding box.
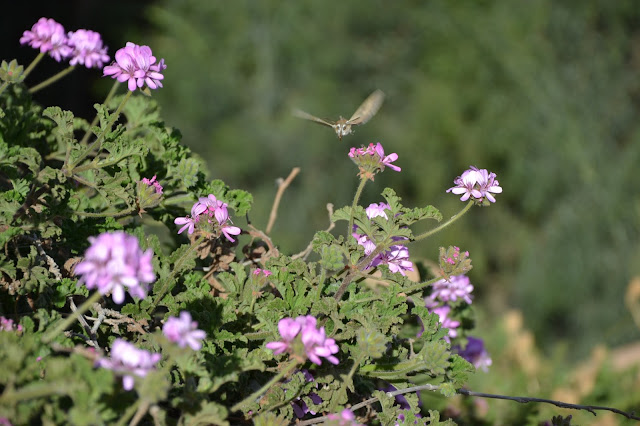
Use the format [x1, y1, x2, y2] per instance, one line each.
[231, 360, 299, 412]
[28, 66, 75, 94]
[77, 81, 120, 148]
[67, 90, 132, 172]
[42, 291, 103, 343]
[412, 200, 474, 242]
[402, 276, 441, 296]
[0, 81, 9, 98]
[148, 236, 205, 313]
[347, 177, 368, 239]
[20, 52, 45, 81]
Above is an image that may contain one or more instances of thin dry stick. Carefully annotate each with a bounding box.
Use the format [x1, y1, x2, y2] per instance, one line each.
[292, 203, 335, 260]
[457, 389, 640, 420]
[266, 167, 300, 234]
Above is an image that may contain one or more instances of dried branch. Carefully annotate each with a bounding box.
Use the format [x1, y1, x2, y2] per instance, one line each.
[266, 167, 300, 234]
[292, 203, 335, 261]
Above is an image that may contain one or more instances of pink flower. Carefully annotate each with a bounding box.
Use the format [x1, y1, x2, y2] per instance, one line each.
[174, 202, 207, 235]
[97, 339, 161, 390]
[266, 315, 340, 366]
[162, 311, 207, 350]
[447, 166, 502, 205]
[20, 18, 72, 62]
[374, 143, 401, 172]
[74, 232, 155, 304]
[67, 29, 109, 68]
[326, 409, 364, 426]
[103, 42, 165, 91]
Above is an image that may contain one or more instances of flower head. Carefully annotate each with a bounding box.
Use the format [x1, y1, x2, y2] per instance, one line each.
[453, 336, 492, 372]
[0, 317, 22, 333]
[162, 311, 207, 350]
[447, 166, 502, 205]
[74, 232, 155, 304]
[348, 142, 401, 180]
[67, 29, 109, 68]
[266, 315, 339, 366]
[371, 245, 414, 277]
[97, 339, 161, 390]
[103, 42, 165, 91]
[20, 18, 72, 62]
[430, 275, 474, 304]
[365, 202, 391, 219]
[174, 194, 242, 242]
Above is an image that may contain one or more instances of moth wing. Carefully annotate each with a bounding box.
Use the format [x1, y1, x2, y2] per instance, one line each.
[293, 109, 335, 128]
[347, 89, 385, 125]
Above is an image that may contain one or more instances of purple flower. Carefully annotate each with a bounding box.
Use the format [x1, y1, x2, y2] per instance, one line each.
[67, 29, 109, 69]
[97, 339, 161, 390]
[266, 315, 340, 366]
[174, 202, 207, 235]
[0, 418, 12, 426]
[453, 337, 492, 372]
[430, 275, 474, 304]
[370, 245, 414, 276]
[289, 370, 322, 418]
[326, 409, 364, 426]
[103, 42, 165, 91]
[162, 311, 207, 351]
[20, 18, 72, 62]
[0, 317, 22, 332]
[365, 202, 391, 219]
[74, 232, 155, 304]
[447, 166, 502, 205]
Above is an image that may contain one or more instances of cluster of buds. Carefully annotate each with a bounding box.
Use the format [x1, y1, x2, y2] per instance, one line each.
[348, 143, 401, 180]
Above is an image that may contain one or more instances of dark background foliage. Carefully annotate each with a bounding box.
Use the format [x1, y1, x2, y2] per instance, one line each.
[7, 0, 640, 365]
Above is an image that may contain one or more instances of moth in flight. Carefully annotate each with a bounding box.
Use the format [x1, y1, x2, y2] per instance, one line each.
[293, 90, 385, 140]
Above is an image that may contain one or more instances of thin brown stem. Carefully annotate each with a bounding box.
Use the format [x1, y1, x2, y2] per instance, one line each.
[266, 167, 300, 234]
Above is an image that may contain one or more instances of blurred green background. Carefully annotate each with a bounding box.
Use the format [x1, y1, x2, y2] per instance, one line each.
[8, 0, 640, 405]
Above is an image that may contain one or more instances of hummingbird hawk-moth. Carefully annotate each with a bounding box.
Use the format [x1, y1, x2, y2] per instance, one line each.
[293, 89, 385, 140]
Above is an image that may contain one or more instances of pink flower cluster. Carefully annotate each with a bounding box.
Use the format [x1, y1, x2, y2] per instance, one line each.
[162, 311, 206, 351]
[141, 175, 163, 194]
[74, 231, 155, 304]
[353, 203, 414, 276]
[20, 18, 109, 67]
[447, 166, 502, 205]
[266, 315, 339, 366]
[252, 268, 272, 277]
[174, 194, 242, 242]
[326, 409, 364, 426]
[97, 339, 161, 390]
[0, 317, 22, 332]
[103, 42, 166, 91]
[348, 143, 401, 179]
